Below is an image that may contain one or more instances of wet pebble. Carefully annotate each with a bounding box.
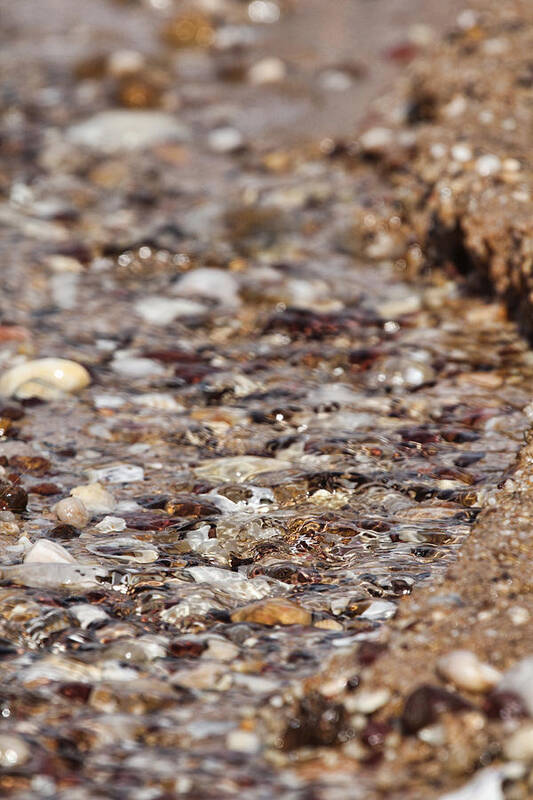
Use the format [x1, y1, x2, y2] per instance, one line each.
[53, 496, 90, 528]
[231, 598, 312, 626]
[437, 650, 501, 693]
[85, 464, 144, 484]
[0, 734, 30, 767]
[208, 126, 245, 153]
[70, 482, 116, 514]
[503, 722, 533, 761]
[248, 56, 286, 84]
[173, 267, 240, 306]
[67, 110, 189, 152]
[94, 515, 126, 533]
[498, 656, 533, 714]
[134, 296, 206, 325]
[24, 539, 76, 564]
[0, 358, 90, 399]
[111, 356, 166, 379]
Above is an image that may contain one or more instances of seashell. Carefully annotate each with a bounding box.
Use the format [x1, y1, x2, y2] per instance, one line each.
[0, 358, 90, 399]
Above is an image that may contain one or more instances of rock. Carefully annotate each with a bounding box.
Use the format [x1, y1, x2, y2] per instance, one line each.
[401, 685, 471, 734]
[498, 656, 533, 714]
[208, 126, 244, 153]
[111, 356, 166, 378]
[437, 650, 501, 693]
[194, 455, 291, 483]
[359, 126, 394, 154]
[67, 110, 189, 153]
[226, 729, 260, 753]
[0, 563, 105, 590]
[346, 688, 391, 715]
[0, 358, 90, 399]
[53, 497, 90, 528]
[173, 267, 240, 306]
[134, 296, 206, 325]
[503, 722, 533, 761]
[85, 464, 144, 484]
[248, 56, 286, 84]
[70, 482, 116, 514]
[359, 600, 397, 621]
[231, 598, 311, 626]
[132, 393, 183, 412]
[203, 638, 239, 662]
[94, 515, 126, 533]
[185, 566, 273, 601]
[0, 483, 28, 513]
[439, 768, 504, 800]
[0, 734, 30, 767]
[24, 539, 75, 564]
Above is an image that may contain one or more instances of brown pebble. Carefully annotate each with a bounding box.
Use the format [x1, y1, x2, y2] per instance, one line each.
[231, 598, 312, 627]
[49, 523, 80, 540]
[30, 482, 62, 496]
[0, 483, 28, 513]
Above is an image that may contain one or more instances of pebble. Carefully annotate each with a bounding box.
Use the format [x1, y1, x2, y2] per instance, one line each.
[67, 110, 189, 153]
[0, 358, 90, 399]
[503, 722, 533, 761]
[498, 656, 533, 714]
[69, 603, 109, 629]
[70, 482, 116, 514]
[346, 688, 391, 715]
[134, 296, 206, 325]
[185, 566, 272, 601]
[110, 356, 166, 379]
[231, 598, 312, 626]
[24, 538, 75, 564]
[439, 768, 504, 800]
[94, 515, 127, 533]
[203, 638, 240, 662]
[132, 393, 183, 412]
[226, 729, 260, 753]
[0, 563, 106, 590]
[173, 267, 240, 306]
[359, 126, 394, 154]
[85, 464, 144, 484]
[359, 600, 397, 621]
[53, 497, 90, 529]
[437, 650, 501, 693]
[0, 734, 30, 767]
[208, 126, 244, 153]
[248, 56, 286, 84]
[475, 154, 501, 177]
[194, 455, 291, 483]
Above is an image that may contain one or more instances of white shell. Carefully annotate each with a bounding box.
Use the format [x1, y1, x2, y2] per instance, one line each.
[0, 358, 90, 399]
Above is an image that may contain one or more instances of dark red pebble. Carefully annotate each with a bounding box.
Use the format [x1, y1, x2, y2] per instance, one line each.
[401, 684, 472, 734]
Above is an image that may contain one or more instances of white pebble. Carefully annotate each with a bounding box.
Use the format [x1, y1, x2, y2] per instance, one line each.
[226, 729, 260, 753]
[439, 768, 503, 800]
[94, 516, 127, 533]
[359, 127, 393, 154]
[346, 688, 390, 714]
[498, 656, 533, 714]
[437, 650, 501, 693]
[0, 734, 30, 767]
[134, 296, 206, 325]
[53, 497, 90, 529]
[111, 356, 165, 379]
[0, 358, 90, 399]
[107, 49, 145, 78]
[24, 539, 76, 564]
[132, 393, 183, 412]
[475, 154, 501, 177]
[67, 111, 189, 153]
[451, 143, 472, 163]
[85, 463, 144, 484]
[173, 267, 240, 306]
[207, 126, 244, 153]
[248, 56, 286, 84]
[70, 482, 116, 514]
[69, 603, 109, 630]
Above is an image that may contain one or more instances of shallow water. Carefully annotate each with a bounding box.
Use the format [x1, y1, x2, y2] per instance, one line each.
[0, 0, 529, 797]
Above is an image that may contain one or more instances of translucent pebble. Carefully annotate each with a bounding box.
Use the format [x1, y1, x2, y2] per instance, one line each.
[84, 464, 144, 484]
[134, 296, 206, 325]
[0, 563, 106, 590]
[173, 267, 240, 306]
[70, 603, 109, 629]
[24, 539, 76, 564]
[0, 358, 90, 399]
[71, 482, 116, 513]
[53, 497, 90, 529]
[194, 455, 291, 483]
[437, 650, 501, 693]
[111, 356, 165, 378]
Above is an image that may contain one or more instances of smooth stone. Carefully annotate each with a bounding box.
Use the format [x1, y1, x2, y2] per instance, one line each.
[0, 563, 106, 590]
[94, 515, 126, 533]
[173, 267, 240, 306]
[185, 566, 273, 601]
[503, 723, 533, 761]
[248, 56, 286, 84]
[67, 110, 189, 153]
[439, 768, 504, 800]
[24, 539, 75, 564]
[498, 656, 533, 714]
[134, 296, 206, 325]
[110, 356, 165, 378]
[360, 600, 397, 621]
[226, 729, 260, 753]
[132, 393, 184, 412]
[437, 650, 501, 693]
[0, 358, 90, 399]
[0, 734, 30, 767]
[69, 603, 109, 629]
[85, 464, 144, 484]
[202, 638, 240, 662]
[70, 482, 116, 514]
[208, 126, 244, 153]
[231, 598, 311, 627]
[53, 497, 90, 528]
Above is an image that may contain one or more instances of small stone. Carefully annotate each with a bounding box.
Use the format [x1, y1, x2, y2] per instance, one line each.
[173, 267, 240, 306]
[475, 154, 501, 177]
[401, 684, 471, 734]
[437, 650, 501, 693]
[231, 598, 311, 627]
[94, 516, 127, 533]
[503, 723, 533, 761]
[67, 111, 189, 153]
[195, 455, 291, 483]
[53, 497, 90, 528]
[208, 126, 244, 153]
[359, 127, 394, 154]
[49, 523, 80, 541]
[0, 734, 30, 767]
[24, 539, 76, 564]
[111, 356, 166, 378]
[132, 393, 183, 412]
[498, 656, 533, 714]
[203, 638, 239, 662]
[69, 604, 109, 630]
[0, 483, 28, 513]
[107, 49, 145, 78]
[85, 464, 144, 484]
[134, 296, 206, 325]
[0, 358, 90, 399]
[439, 768, 504, 800]
[248, 56, 286, 84]
[226, 729, 260, 753]
[70, 482, 116, 514]
[347, 688, 390, 715]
